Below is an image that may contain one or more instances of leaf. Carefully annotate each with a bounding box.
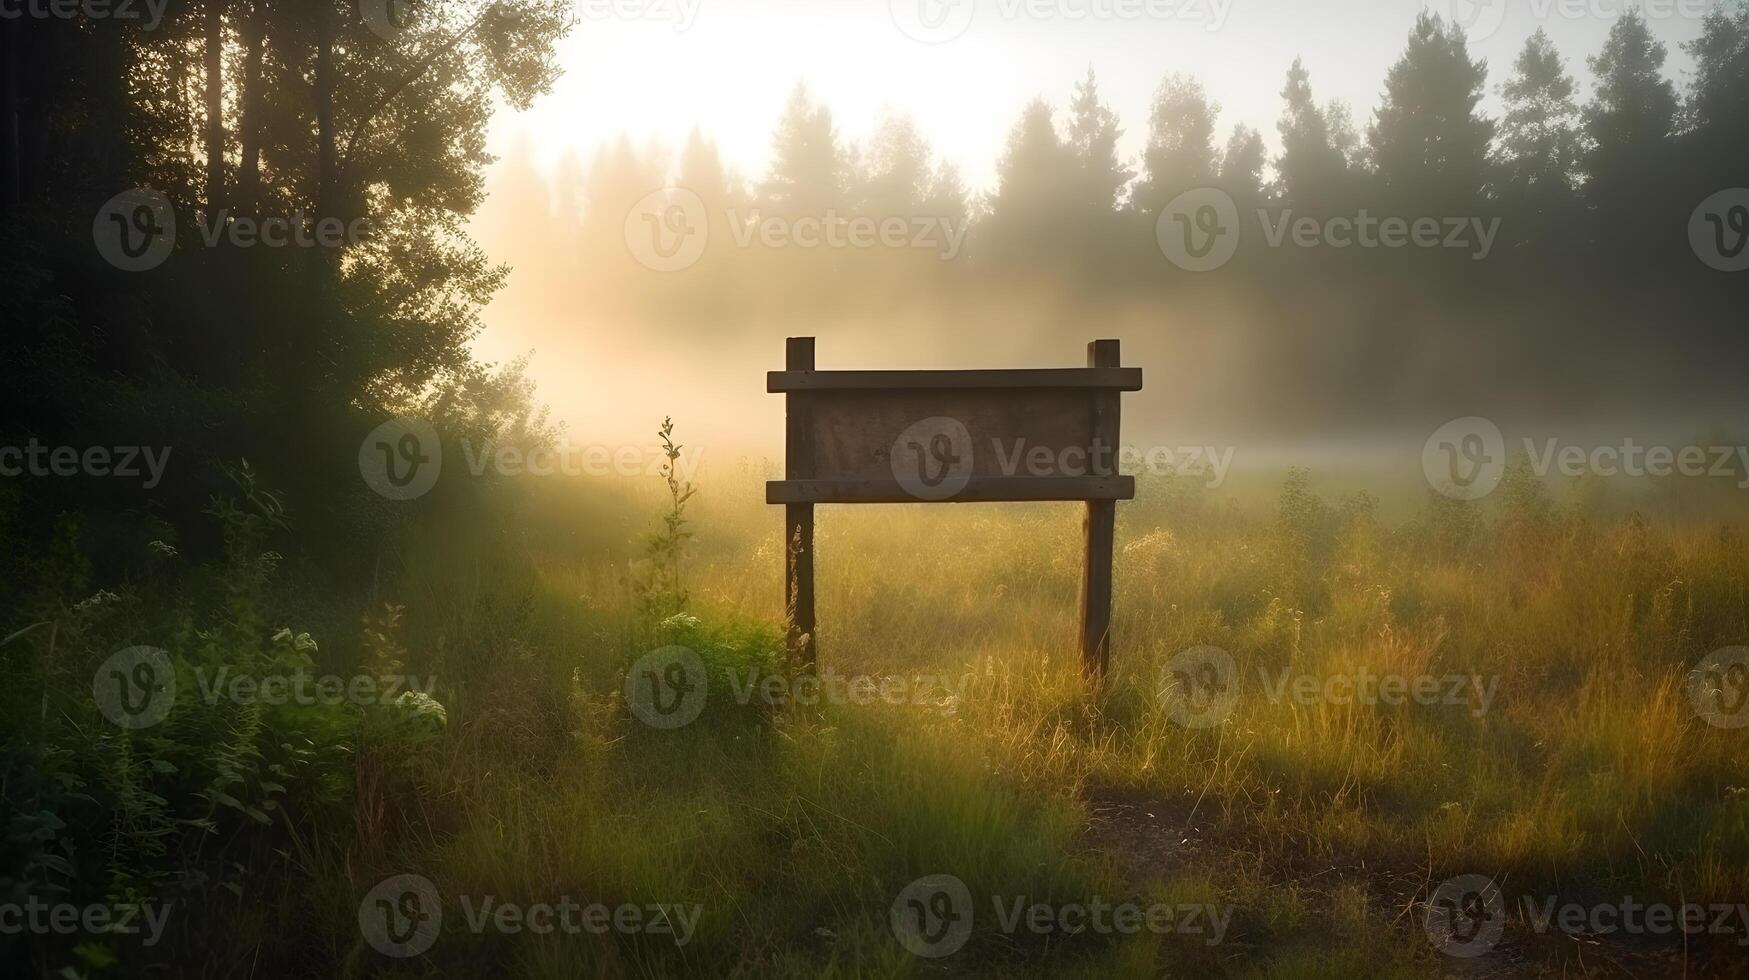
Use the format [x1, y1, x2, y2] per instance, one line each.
[32, 854, 73, 876]
[2, 621, 51, 646]
[73, 942, 118, 967]
[204, 789, 244, 811]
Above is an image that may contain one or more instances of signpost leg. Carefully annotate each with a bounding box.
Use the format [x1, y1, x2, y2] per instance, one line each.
[1080, 340, 1122, 679]
[785, 502, 815, 671]
[785, 338, 818, 671]
[1080, 501, 1115, 678]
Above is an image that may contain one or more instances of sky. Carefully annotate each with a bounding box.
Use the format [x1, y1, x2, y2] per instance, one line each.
[485, 0, 1709, 193]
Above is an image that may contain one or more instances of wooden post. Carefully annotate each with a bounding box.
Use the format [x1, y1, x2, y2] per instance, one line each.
[784, 337, 818, 672]
[1079, 340, 1121, 679]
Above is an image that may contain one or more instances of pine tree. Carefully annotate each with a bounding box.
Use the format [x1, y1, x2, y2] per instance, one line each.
[1368, 12, 1494, 212]
[1275, 58, 1349, 210]
[1497, 29, 1581, 195]
[1582, 10, 1678, 200]
[858, 110, 933, 214]
[761, 81, 846, 217]
[1217, 124, 1268, 211]
[1685, 1, 1749, 135]
[1132, 73, 1219, 216]
[1066, 67, 1132, 211]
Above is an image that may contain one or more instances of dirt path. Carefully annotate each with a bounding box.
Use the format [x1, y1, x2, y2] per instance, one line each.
[1080, 787, 1744, 979]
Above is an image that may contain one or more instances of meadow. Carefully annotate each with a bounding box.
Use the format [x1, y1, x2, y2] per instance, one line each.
[295, 451, 1749, 978]
[8, 434, 1749, 977]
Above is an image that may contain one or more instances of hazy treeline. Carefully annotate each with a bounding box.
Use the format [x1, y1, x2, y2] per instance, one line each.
[495, 8, 1749, 434]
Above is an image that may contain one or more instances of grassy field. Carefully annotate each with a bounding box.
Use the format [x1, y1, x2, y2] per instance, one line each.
[303, 455, 1749, 979]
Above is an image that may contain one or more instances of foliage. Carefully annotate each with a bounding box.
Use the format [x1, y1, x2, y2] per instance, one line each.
[631, 418, 698, 622]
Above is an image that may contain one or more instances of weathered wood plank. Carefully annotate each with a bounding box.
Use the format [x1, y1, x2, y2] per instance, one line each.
[768, 368, 1143, 393]
[766, 476, 1136, 504]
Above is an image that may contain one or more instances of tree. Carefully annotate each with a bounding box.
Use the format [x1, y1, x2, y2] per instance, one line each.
[858, 110, 933, 214]
[1496, 29, 1581, 195]
[1217, 124, 1268, 211]
[1368, 11, 1494, 211]
[1686, 0, 1749, 135]
[922, 161, 969, 223]
[1275, 59, 1351, 210]
[1582, 10, 1678, 202]
[1066, 67, 1132, 211]
[203, 0, 226, 212]
[1682, 1, 1749, 192]
[990, 98, 1074, 218]
[981, 97, 1078, 264]
[761, 81, 847, 216]
[1132, 73, 1219, 215]
[1323, 100, 1366, 173]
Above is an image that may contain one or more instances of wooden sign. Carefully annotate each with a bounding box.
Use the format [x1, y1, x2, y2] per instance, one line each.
[767, 337, 1144, 677]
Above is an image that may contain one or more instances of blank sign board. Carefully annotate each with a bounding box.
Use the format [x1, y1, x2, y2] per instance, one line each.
[768, 338, 1144, 677]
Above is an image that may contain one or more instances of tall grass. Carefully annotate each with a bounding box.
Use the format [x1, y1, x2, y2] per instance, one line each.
[358, 460, 1748, 976]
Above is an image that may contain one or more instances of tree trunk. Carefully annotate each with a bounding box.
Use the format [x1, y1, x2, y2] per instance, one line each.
[310, 0, 337, 293]
[205, 0, 226, 215]
[0, 15, 19, 214]
[236, 0, 264, 213]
